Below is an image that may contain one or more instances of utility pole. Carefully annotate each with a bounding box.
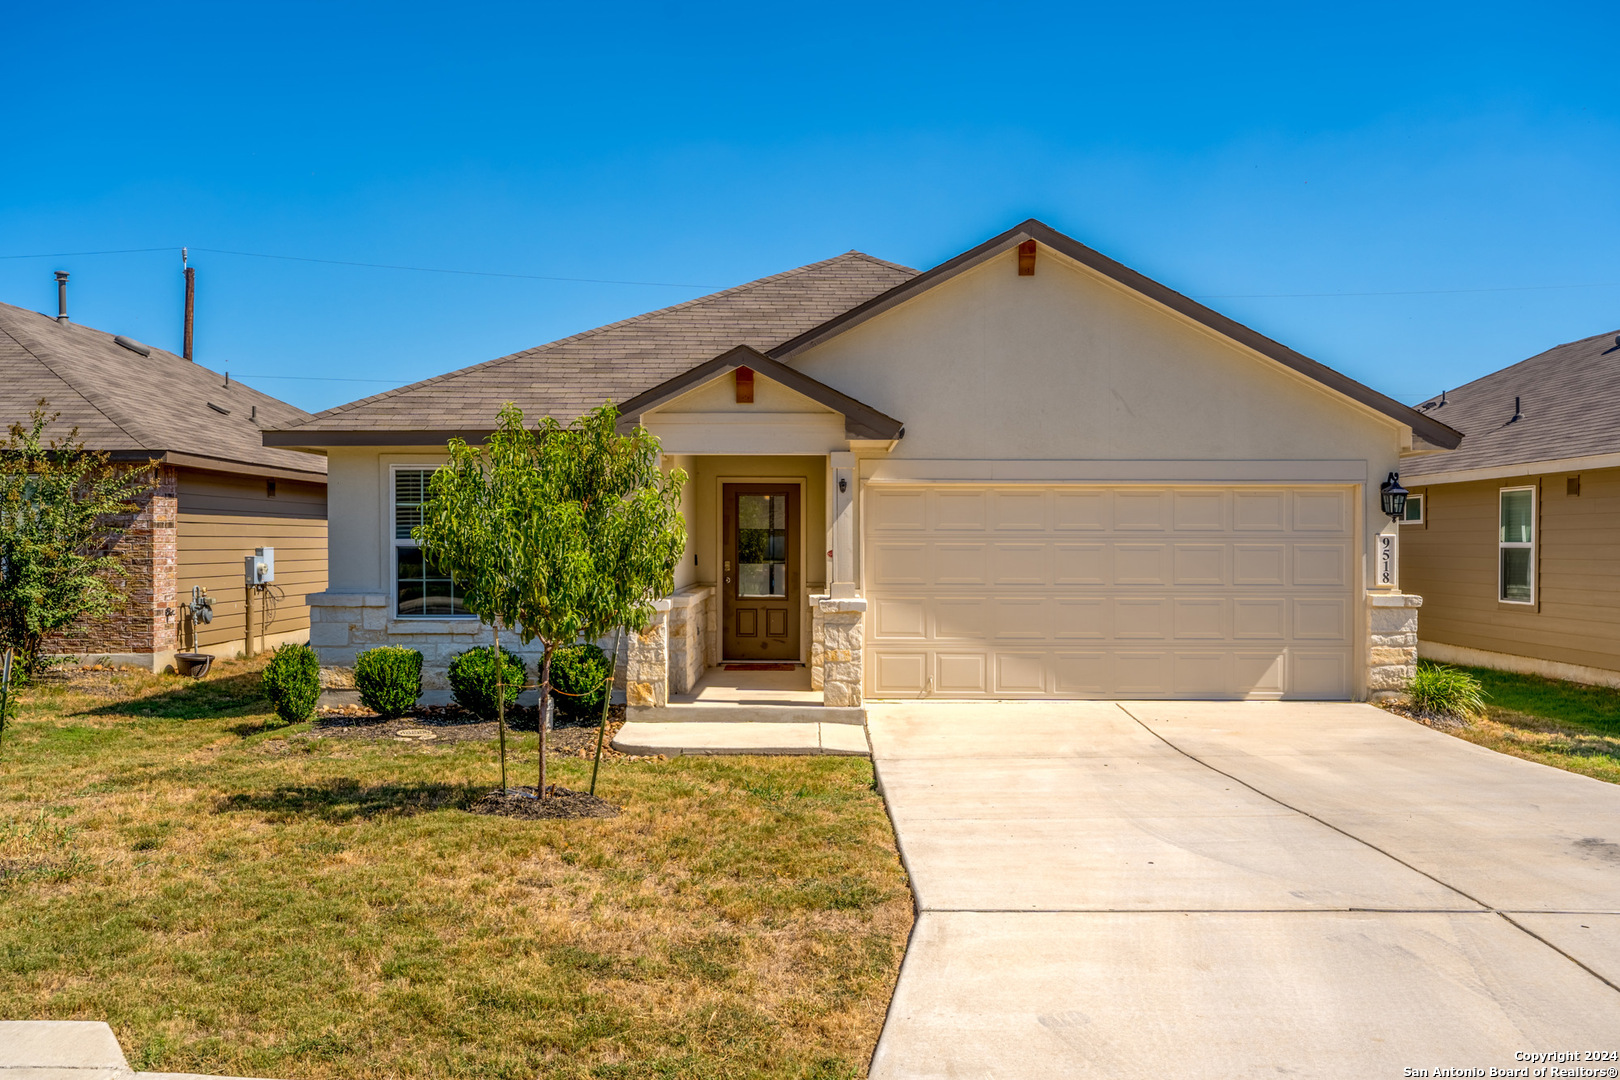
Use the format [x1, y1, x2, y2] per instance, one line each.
[182, 248, 195, 362]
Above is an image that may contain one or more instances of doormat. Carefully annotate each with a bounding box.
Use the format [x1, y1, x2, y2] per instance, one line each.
[723, 663, 798, 671]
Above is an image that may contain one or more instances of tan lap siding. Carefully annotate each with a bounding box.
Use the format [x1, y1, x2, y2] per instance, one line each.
[1401, 467, 1620, 671]
[175, 471, 328, 651]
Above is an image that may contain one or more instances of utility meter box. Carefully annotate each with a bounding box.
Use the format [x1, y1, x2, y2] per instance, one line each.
[244, 546, 275, 585]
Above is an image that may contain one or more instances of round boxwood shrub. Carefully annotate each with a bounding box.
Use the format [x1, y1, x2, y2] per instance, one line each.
[261, 642, 321, 725]
[549, 642, 612, 724]
[354, 646, 423, 718]
[448, 645, 526, 721]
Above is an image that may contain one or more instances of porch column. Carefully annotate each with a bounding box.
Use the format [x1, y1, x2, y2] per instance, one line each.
[829, 451, 858, 599]
[626, 598, 671, 709]
[1367, 592, 1421, 703]
[819, 596, 867, 707]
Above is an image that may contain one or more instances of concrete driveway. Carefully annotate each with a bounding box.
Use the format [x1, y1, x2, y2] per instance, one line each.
[866, 701, 1620, 1079]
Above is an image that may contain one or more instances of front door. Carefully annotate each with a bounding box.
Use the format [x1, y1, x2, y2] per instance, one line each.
[722, 483, 801, 661]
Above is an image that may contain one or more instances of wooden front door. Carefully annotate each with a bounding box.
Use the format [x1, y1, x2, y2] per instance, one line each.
[722, 483, 801, 661]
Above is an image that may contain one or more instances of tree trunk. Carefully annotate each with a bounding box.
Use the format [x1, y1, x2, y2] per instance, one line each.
[538, 644, 553, 799]
[590, 627, 622, 796]
[493, 622, 507, 792]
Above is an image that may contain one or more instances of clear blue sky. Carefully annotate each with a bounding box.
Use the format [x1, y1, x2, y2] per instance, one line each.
[3, 2, 1617, 414]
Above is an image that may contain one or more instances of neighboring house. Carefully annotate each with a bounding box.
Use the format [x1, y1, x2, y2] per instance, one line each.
[266, 220, 1461, 706]
[1399, 329, 1620, 687]
[0, 296, 329, 672]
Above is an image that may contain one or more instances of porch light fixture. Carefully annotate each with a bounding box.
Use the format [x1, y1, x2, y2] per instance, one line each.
[1380, 472, 1409, 521]
[838, 477, 848, 494]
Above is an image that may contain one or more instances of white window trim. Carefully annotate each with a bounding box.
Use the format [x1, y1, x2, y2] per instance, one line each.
[1400, 492, 1424, 525]
[1498, 485, 1535, 606]
[389, 463, 475, 620]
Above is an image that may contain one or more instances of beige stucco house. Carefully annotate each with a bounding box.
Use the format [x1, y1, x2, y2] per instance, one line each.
[265, 220, 1460, 709]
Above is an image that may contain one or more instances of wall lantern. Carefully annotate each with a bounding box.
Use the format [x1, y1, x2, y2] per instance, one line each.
[838, 477, 848, 494]
[1380, 472, 1409, 521]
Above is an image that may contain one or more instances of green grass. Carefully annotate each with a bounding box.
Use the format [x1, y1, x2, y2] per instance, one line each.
[1428, 662, 1620, 784]
[0, 660, 911, 1079]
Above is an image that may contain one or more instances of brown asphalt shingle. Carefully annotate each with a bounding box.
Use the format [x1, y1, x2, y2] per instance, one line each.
[281, 251, 918, 434]
[0, 301, 325, 477]
[1402, 328, 1620, 478]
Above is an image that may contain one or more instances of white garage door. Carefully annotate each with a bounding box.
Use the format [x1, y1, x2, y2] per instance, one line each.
[864, 485, 1357, 699]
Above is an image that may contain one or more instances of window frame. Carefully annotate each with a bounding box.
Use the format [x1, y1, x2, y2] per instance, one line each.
[390, 464, 474, 620]
[1498, 485, 1536, 606]
[1399, 492, 1424, 525]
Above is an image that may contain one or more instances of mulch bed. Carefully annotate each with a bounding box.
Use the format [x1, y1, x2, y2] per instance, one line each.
[304, 703, 659, 760]
[1377, 700, 1473, 731]
[468, 785, 621, 820]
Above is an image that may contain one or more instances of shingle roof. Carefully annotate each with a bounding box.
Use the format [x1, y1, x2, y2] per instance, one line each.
[273, 251, 918, 442]
[0, 300, 326, 478]
[1401, 329, 1620, 478]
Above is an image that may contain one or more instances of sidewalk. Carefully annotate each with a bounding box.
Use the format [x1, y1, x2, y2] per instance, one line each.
[0, 1022, 277, 1080]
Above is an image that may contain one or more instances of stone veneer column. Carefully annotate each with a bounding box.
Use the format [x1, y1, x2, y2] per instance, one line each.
[626, 599, 671, 708]
[808, 594, 828, 691]
[1367, 592, 1422, 702]
[818, 597, 866, 707]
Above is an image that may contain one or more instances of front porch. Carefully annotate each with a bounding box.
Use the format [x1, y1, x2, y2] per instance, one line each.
[625, 586, 869, 723]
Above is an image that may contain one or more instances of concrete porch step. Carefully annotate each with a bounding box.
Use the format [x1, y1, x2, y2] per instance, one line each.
[627, 704, 865, 725]
[612, 721, 870, 757]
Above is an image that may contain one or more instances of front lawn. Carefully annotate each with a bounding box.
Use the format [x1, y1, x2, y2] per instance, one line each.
[1426, 662, 1620, 785]
[0, 660, 911, 1079]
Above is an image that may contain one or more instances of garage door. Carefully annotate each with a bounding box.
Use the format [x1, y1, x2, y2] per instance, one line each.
[864, 485, 1356, 699]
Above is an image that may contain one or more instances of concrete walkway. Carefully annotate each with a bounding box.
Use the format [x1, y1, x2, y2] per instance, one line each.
[612, 720, 869, 756]
[0, 1022, 275, 1080]
[867, 701, 1620, 1079]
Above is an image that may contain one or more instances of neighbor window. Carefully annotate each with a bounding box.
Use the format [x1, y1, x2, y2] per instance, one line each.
[1401, 493, 1424, 524]
[1499, 487, 1535, 604]
[393, 468, 468, 617]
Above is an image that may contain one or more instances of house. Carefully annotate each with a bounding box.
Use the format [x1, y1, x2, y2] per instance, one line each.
[0, 292, 328, 672]
[1398, 329, 1620, 687]
[265, 220, 1461, 707]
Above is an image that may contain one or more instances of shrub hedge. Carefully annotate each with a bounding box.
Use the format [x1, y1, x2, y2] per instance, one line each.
[261, 642, 321, 725]
[549, 642, 612, 724]
[448, 645, 527, 721]
[354, 646, 423, 718]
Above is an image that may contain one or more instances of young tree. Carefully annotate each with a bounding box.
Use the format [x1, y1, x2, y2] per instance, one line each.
[0, 403, 159, 679]
[415, 402, 685, 799]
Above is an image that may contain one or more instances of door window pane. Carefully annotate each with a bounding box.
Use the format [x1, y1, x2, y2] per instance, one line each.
[1501, 547, 1532, 603]
[737, 494, 787, 597]
[1500, 490, 1533, 543]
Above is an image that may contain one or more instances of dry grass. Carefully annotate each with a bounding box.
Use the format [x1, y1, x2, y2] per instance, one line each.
[0, 658, 912, 1079]
[1405, 663, 1620, 786]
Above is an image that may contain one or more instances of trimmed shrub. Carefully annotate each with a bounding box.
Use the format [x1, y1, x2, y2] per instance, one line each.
[354, 646, 423, 718]
[448, 645, 526, 721]
[261, 642, 321, 725]
[1407, 661, 1487, 719]
[549, 642, 612, 724]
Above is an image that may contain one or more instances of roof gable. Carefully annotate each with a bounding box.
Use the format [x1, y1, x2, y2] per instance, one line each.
[616, 345, 904, 440]
[769, 220, 1462, 450]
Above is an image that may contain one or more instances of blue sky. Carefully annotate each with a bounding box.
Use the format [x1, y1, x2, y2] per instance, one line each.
[3, 2, 1617, 414]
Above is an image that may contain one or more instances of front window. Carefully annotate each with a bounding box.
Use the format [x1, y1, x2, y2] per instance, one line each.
[1499, 487, 1534, 604]
[394, 468, 468, 617]
[1400, 493, 1424, 524]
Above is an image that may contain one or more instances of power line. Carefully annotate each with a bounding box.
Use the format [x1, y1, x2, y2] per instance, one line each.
[234, 373, 403, 383]
[0, 247, 172, 260]
[190, 247, 722, 289]
[1194, 282, 1620, 299]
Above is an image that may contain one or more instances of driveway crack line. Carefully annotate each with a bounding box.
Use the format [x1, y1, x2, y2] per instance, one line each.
[1119, 703, 1620, 996]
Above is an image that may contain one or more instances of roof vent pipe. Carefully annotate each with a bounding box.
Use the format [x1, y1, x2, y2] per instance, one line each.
[1510, 396, 1522, 423]
[54, 271, 69, 323]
